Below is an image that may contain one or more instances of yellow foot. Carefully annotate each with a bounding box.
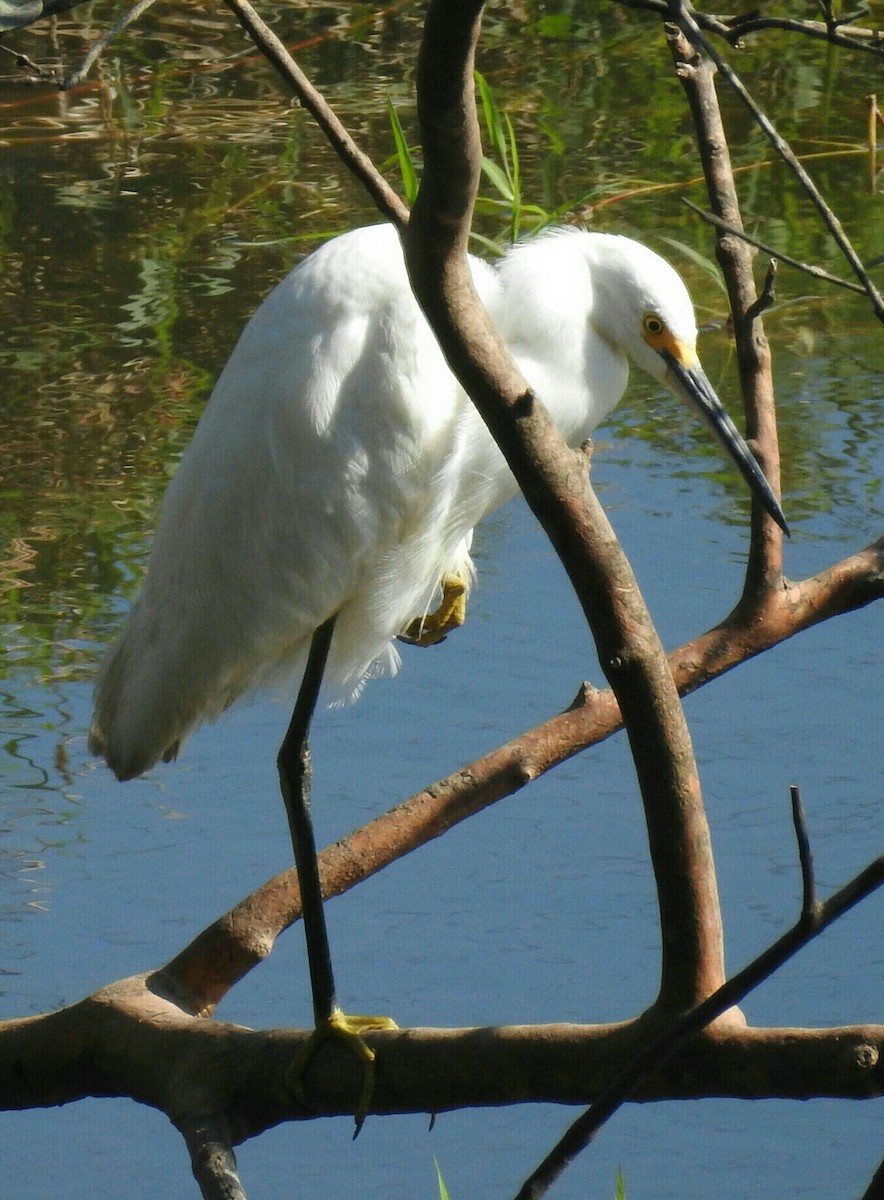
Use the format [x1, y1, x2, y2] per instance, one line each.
[287, 1008, 399, 1135]
[399, 573, 469, 647]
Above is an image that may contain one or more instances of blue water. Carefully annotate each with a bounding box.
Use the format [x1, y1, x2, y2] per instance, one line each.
[2, 431, 881, 1200]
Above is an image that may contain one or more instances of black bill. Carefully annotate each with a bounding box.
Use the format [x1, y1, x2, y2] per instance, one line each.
[666, 355, 789, 537]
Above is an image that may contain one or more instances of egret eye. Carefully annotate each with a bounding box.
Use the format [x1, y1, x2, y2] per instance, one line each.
[643, 313, 665, 336]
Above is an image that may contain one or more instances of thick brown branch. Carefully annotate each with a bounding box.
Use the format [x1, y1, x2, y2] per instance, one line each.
[402, 0, 729, 1015]
[1, 976, 881, 1125]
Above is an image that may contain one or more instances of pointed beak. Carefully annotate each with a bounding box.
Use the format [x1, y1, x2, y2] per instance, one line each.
[663, 350, 789, 537]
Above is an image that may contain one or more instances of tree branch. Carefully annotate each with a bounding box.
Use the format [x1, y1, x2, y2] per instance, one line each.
[1, 977, 882, 1121]
[669, 0, 884, 322]
[157, 535, 882, 1014]
[616, 0, 884, 57]
[61, 0, 158, 88]
[668, 25, 786, 596]
[178, 1116, 248, 1200]
[221, 0, 408, 229]
[513, 841, 884, 1200]
[681, 199, 873, 297]
[404, 0, 729, 1016]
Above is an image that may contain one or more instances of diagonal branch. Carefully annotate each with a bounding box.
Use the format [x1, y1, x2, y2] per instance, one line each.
[681, 199, 872, 296]
[513, 841, 884, 1199]
[160, 534, 882, 1012]
[222, 0, 409, 228]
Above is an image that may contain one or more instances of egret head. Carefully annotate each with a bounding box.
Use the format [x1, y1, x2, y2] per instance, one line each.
[584, 233, 789, 535]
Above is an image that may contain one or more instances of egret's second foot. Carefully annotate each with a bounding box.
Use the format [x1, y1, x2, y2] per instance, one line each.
[287, 1008, 399, 1135]
[399, 573, 468, 647]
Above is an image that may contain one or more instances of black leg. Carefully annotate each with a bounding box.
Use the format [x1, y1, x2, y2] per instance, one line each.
[277, 614, 338, 1025]
[278, 614, 397, 1133]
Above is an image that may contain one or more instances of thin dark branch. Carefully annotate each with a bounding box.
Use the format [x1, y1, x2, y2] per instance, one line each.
[745, 259, 777, 322]
[669, 0, 884, 321]
[513, 851, 884, 1200]
[860, 1155, 884, 1200]
[683, 199, 872, 297]
[0, 37, 56, 79]
[221, 0, 409, 228]
[616, 0, 884, 56]
[720, 14, 883, 57]
[790, 785, 818, 920]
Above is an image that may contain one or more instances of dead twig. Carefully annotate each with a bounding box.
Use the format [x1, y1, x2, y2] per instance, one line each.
[62, 0, 159, 88]
[513, 825, 884, 1200]
[617, 0, 884, 56]
[222, 0, 408, 228]
[682, 199, 873, 297]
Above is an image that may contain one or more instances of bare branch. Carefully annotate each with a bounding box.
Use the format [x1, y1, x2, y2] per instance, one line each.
[513, 848, 884, 1200]
[221, 0, 408, 228]
[682, 199, 872, 296]
[61, 0, 158, 88]
[616, 0, 884, 56]
[667, 28, 786, 605]
[1, 974, 882, 1120]
[405, 0, 728, 1012]
[745, 258, 777, 322]
[159, 536, 883, 1012]
[790, 785, 818, 920]
[179, 1116, 248, 1200]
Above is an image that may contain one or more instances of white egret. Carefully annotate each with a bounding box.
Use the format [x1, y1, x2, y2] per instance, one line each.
[89, 222, 788, 1120]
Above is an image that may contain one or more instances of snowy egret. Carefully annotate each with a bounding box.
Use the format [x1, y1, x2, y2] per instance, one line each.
[89, 222, 787, 1117]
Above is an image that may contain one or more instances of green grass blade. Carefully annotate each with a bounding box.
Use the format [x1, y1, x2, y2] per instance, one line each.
[433, 1156, 451, 1200]
[386, 98, 419, 206]
[476, 71, 510, 170]
[480, 156, 515, 203]
[658, 236, 726, 293]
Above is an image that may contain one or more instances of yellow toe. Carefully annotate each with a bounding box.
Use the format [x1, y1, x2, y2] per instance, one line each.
[288, 1008, 398, 1134]
[399, 573, 469, 647]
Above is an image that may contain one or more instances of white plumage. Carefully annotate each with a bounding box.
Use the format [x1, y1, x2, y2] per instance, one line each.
[90, 223, 786, 781]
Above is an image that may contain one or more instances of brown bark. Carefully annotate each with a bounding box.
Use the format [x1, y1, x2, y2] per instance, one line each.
[1, 977, 880, 1125]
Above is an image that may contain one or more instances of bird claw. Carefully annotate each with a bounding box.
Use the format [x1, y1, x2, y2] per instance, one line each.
[287, 1008, 399, 1136]
[398, 575, 468, 647]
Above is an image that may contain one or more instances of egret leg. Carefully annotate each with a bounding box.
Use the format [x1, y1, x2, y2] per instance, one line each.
[278, 615, 397, 1134]
[399, 570, 469, 647]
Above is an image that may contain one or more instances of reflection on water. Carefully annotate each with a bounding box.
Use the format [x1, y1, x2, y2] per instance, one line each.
[0, 6, 881, 1200]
